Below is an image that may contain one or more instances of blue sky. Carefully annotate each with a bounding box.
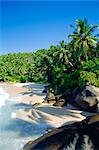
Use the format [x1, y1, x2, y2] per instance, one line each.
[0, 1, 99, 55]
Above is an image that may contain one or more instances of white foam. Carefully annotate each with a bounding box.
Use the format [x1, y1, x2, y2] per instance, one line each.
[0, 87, 9, 108]
[11, 112, 16, 119]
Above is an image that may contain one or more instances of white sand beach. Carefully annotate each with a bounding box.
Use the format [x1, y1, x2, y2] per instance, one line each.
[2, 83, 95, 128]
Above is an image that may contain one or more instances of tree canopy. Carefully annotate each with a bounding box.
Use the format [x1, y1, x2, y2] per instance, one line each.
[0, 19, 99, 94]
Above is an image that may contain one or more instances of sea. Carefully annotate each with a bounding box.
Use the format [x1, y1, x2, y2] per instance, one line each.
[0, 85, 48, 150]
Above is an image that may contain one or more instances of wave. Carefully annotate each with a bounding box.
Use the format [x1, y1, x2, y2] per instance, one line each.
[0, 87, 9, 108]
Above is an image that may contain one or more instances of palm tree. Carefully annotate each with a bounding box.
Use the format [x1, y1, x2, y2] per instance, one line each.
[53, 41, 74, 70]
[69, 18, 99, 63]
[35, 52, 54, 83]
[53, 41, 69, 64]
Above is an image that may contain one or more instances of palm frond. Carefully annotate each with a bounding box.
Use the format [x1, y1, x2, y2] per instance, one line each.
[89, 36, 99, 41]
[69, 24, 75, 29]
[87, 25, 99, 35]
[74, 38, 82, 49]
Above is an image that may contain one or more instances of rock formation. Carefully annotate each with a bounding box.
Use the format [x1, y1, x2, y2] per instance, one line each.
[23, 114, 99, 150]
[75, 85, 99, 112]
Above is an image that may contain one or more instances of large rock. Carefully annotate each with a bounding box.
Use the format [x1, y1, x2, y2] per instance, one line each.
[23, 114, 99, 150]
[46, 91, 56, 104]
[75, 85, 99, 112]
[86, 85, 99, 99]
[53, 99, 67, 107]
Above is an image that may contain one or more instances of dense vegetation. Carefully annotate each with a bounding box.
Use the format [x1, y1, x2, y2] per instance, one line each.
[0, 19, 99, 94]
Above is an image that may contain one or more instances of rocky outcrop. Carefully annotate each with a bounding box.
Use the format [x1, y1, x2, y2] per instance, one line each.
[53, 99, 67, 107]
[23, 114, 99, 150]
[43, 84, 99, 112]
[75, 85, 99, 112]
[46, 91, 56, 104]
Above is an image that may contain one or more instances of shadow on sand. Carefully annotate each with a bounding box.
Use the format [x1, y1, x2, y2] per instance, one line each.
[4, 83, 95, 140]
[21, 83, 47, 96]
[4, 103, 95, 139]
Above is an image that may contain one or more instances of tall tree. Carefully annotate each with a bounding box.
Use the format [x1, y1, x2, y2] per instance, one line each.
[69, 18, 99, 63]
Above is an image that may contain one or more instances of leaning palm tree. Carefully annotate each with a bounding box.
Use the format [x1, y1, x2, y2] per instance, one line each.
[69, 18, 99, 63]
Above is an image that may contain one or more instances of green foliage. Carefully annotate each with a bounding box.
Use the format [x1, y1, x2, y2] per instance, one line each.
[20, 75, 28, 83]
[0, 51, 48, 83]
[0, 19, 99, 94]
[79, 58, 99, 87]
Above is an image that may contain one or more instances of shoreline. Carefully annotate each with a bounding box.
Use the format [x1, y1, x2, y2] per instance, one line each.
[0, 83, 96, 128]
[0, 82, 98, 149]
[0, 83, 48, 149]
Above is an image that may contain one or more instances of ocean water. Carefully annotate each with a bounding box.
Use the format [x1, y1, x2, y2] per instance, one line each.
[0, 86, 48, 150]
